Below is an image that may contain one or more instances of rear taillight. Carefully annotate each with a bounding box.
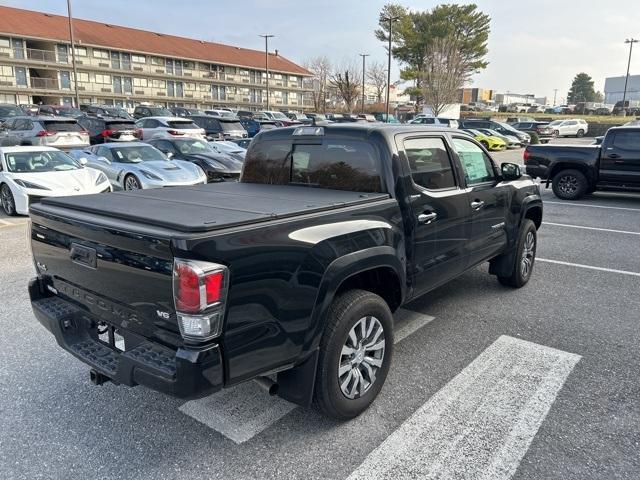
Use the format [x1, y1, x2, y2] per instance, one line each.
[80, 129, 89, 136]
[167, 129, 185, 136]
[35, 130, 54, 137]
[173, 258, 228, 342]
[523, 149, 531, 162]
[134, 128, 143, 138]
[101, 129, 114, 138]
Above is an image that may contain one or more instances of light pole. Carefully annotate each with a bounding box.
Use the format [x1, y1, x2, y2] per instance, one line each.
[259, 34, 274, 110]
[622, 38, 638, 116]
[382, 16, 400, 122]
[553, 89, 558, 107]
[66, 0, 80, 108]
[359, 53, 369, 114]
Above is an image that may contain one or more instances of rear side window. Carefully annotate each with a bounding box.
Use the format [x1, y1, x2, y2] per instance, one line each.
[106, 122, 136, 130]
[43, 121, 82, 132]
[612, 131, 640, 150]
[242, 138, 384, 193]
[403, 137, 456, 190]
[166, 121, 199, 129]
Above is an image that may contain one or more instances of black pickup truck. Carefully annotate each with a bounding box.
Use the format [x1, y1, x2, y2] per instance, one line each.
[524, 126, 640, 199]
[28, 124, 542, 419]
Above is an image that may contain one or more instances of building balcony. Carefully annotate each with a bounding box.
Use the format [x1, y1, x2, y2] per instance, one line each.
[29, 77, 59, 89]
[12, 48, 62, 64]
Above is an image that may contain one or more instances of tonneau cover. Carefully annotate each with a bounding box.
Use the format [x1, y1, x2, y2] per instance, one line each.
[37, 182, 390, 233]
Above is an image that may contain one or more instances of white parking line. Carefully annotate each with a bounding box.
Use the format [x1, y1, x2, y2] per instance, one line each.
[0, 218, 11, 226]
[544, 201, 640, 212]
[180, 308, 436, 444]
[537, 258, 640, 277]
[543, 222, 640, 236]
[394, 309, 435, 343]
[346, 336, 581, 480]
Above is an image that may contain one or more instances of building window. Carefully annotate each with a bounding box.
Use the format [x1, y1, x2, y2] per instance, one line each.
[12, 39, 24, 59]
[94, 74, 111, 84]
[113, 76, 122, 94]
[74, 46, 87, 57]
[15, 67, 27, 87]
[175, 60, 183, 76]
[60, 71, 71, 89]
[150, 57, 164, 66]
[176, 82, 184, 97]
[93, 49, 109, 59]
[133, 78, 148, 87]
[152, 79, 166, 88]
[131, 54, 146, 63]
[185, 82, 196, 91]
[123, 77, 132, 94]
[57, 45, 69, 63]
[111, 51, 120, 69]
[183, 61, 195, 70]
[76, 72, 90, 82]
[166, 59, 173, 74]
[0, 65, 13, 76]
[0, 37, 9, 48]
[121, 53, 131, 70]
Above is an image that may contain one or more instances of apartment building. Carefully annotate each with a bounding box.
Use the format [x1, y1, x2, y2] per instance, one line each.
[0, 6, 312, 111]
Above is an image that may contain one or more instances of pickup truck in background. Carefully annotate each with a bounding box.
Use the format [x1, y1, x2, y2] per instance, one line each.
[524, 126, 640, 199]
[28, 124, 543, 420]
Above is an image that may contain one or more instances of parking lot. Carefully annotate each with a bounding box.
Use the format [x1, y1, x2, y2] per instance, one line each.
[1, 135, 639, 479]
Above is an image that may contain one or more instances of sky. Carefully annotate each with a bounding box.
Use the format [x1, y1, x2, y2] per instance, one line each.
[3, 0, 639, 103]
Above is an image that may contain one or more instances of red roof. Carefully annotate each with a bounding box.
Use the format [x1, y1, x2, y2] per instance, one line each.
[0, 5, 311, 76]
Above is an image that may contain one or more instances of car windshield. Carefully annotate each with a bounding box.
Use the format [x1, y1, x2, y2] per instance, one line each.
[313, 114, 326, 121]
[105, 122, 136, 130]
[4, 150, 80, 172]
[0, 105, 24, 117]
[149, 107, 172, 116]
[109, 145, 168, 163]
[210, 141, 244, 154]
[55, 107, 82, 116]
[166, 120, 200, 130]
[497, 122, 521, 134]
[104, 108, 132, 118]
[269, 112, 289, 120]
[43, 121, 83, 132]
[174, 139, 212, 155]
[220, 121, 244, 132]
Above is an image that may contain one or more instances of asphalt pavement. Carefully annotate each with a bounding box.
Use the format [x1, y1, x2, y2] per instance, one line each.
[1, 141, 639, 479]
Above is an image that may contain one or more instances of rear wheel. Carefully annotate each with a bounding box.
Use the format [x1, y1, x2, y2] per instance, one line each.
[480, 140, 489, 149]
[498, 219, 537, 288]
[576, 129, 585, 138]
[124, 175, 141, 190]
[313, 289, 393, 420]
[1, 184, 17, 216]
[552, 169, 588, 200]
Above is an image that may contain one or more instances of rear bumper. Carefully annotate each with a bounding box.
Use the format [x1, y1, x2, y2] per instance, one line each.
[29, 276, 223, 399]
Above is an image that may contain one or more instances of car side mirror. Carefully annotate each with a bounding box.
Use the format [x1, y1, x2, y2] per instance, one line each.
[78, 157, 88, 166]
[97, 156, 111, 165]
[501, 162, 522, 181]
[166, 152, 174, 159]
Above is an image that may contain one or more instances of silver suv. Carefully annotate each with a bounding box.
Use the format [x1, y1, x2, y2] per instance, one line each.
[0, 116, 89, 150]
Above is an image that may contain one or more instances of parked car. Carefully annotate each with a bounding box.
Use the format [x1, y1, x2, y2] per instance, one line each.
[462, 129, 507, 151]
[31, 105, 57, 116]
[595, 106, 613, 115]
[231, 138, 252, 149]
[208, 140, 247, 160]
[506, 117, 536, 125]
[170, 107, 205, 118]
[51, 105, 84, 118]
[259, 110, 301, 127]
[510, 122, 555, 144]
[204, 109, 234, 118]
[524, 126, 640, 199]
[71, 142, 206, 190]
[0, 103, 24, 123]
[189, 115, 247, 140]
[372, 113, 400, 123]
[475, 128, 521, 148]
[547, 119, 588, 137]
[238, 118, 260, 137]
[27, 124, 542, 419]
[0, 116, 89, 150]
[147, 137, 243, 183]
[134, 117, 205, 141]
[77, 116, 140, 144]
[82, 105, 133, 120]
[459, 119, 531, 145]
[133, 105, 173, 119]
[20, 104, 40, 116]
[286, 113, 312, 124]
[612, 100, 640, 116]
[235, 110, 254, 119]
[356, 114, 377, 123]
[409, 117, 459, 128]
[0, 146, 110, 216]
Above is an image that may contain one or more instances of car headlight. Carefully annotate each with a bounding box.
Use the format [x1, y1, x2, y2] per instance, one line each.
[95, 172, 108, 186]
[14, 179, 50, 190]
[139, 169, 162, 180]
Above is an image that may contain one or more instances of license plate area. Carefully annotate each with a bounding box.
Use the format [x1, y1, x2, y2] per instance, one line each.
[97, 322, 126, 352]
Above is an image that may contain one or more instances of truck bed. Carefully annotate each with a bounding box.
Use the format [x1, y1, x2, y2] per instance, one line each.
[34, 182, 389, 233]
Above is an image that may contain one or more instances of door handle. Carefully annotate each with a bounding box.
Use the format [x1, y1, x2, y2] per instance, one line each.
[614, 160, 624, 164]
[418, 212, 437, 224]
[607, 153, 620, 159]
[471, 200, 485, 210]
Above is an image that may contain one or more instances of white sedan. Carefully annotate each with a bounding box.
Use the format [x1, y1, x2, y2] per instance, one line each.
[0, 146, 111, 216]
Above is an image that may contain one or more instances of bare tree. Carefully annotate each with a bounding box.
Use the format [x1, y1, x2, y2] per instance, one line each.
[366, 61, 387, 104]
[330, 61, 361, 113]
[421, 37, 469, 116]
[303, 56, 331, 112]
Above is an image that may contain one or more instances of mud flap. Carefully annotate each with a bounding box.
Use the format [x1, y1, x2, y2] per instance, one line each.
[276, 348, 319, 407]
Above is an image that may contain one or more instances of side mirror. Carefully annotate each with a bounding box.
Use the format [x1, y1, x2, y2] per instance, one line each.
[501, 162, 522, 181]
[78, 157, 88, 166]
[166, 152, 174, 159]
[97, 156, 111, 165]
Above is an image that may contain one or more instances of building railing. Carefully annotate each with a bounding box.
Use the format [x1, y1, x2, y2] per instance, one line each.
[12, 47, 60, 63]
[29, 77, 59, 89]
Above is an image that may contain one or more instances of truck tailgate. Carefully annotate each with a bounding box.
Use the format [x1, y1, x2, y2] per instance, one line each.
[29, 207, 180, 346]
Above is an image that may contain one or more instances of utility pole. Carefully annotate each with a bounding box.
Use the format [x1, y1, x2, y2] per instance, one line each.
[382, 15, 400, 122]
[622, 38, 638, 116]
[66, 0, 80, 108]
[359, 53, 369, 114]
[553, 89, 558, 106]
[259, 34, 274, 110]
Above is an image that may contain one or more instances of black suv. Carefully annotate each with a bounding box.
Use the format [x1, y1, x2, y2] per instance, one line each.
[77, 116, 140, 144]
[189, 115, 247, 140]
[510, 122, 555, 144]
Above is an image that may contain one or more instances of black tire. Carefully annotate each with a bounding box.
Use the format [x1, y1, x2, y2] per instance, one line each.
[576, 129, 585, 138]
[1, 183, 17, 216]
[551, 169, 588, 200]
[123, 174, 141, 190]
[497, 219, 537, 288]
[480, 140, 489, 149]
[313, 289, 394, 420]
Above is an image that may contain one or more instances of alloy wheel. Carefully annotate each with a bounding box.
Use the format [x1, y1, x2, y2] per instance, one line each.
[124, 176, 141, 190]
[1, 185, 15, 215]
[521, 231, 535, 278]
[557, 175, 578, 196]
[338, 316, 386, 399]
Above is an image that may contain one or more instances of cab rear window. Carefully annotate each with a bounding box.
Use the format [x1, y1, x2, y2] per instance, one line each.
[242, 138, 384, 193]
